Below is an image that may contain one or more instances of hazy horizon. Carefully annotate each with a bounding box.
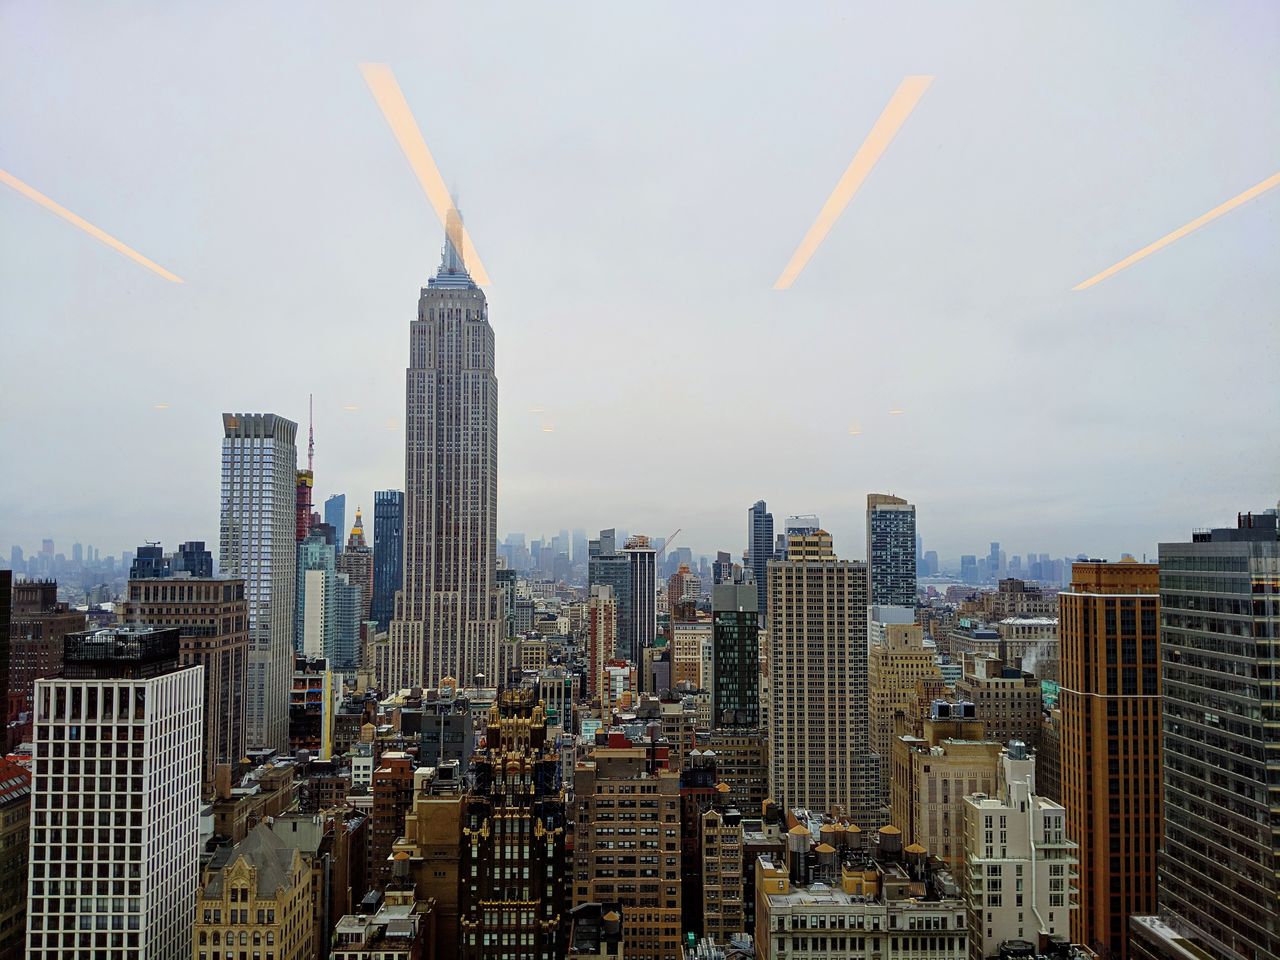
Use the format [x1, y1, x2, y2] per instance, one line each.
[2, 2, 1276, 566]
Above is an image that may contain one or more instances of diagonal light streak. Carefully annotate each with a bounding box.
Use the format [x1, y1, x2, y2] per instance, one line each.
[774, 75, 933, 290]
[0, 168, 184, 283]
[1073, 170, 1280, 290]
[360, 63, 492, 286]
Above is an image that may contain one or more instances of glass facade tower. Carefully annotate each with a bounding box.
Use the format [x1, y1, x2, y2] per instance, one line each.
[1151, 510, 1280, 960]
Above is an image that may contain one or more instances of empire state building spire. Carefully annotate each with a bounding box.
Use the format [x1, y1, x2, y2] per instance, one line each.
[386, 218, 502, 691]
[431, 205, 475, 289]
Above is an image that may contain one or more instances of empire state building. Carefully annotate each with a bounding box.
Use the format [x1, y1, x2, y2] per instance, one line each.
[386, 212, 502, 690]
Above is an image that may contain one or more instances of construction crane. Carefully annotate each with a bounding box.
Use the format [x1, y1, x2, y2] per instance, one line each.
[657, 527, 682, 559]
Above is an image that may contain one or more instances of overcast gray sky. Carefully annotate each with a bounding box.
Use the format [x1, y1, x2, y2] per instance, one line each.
[1, 1, 1276, 565]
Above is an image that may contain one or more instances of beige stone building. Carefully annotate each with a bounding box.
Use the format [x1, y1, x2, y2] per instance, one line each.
[194, 824, 313, 960]
[868, 618, 942, 806]
[953, 653, 1042, 748]
[767, 531, 877, 828]
[670, 621, 712, 688]
[890, 705, 1001, 867]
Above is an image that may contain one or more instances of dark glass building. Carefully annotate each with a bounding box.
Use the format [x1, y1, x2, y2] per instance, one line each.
[866, 493, 917, 607]
[588, 529, 630, 661]
[325, 493, 346, 555]
[174, 541, 214, 578]
[747, 500, 773, 620]
[712, 577, 759, 728]
[372, 490, 404, 631]
[1141, 510, 1280, 960]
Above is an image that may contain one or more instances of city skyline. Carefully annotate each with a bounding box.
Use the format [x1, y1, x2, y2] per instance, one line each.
[1, 2, 1276, 564]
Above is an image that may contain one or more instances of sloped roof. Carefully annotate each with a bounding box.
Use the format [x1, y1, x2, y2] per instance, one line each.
[203, 823, 297, 899]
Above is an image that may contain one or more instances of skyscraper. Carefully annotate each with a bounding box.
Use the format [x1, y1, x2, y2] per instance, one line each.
[623, 535, 657, 665]
[1130, 510, 1280, 960]
[586, 584, 617, 699]
[297, 527, 337, 661]
[1059, 560, 1161, 959]
[220, 412, 298, 752]
[26, 626, 202, 959]
[388, 217, 501, 690]
[371, 490, 404, 631]
[767, 530, 878, 827]
[324, 494, 346, 555]
[588, 530, 630, 659]
[0, 570, 9, 745]
[336, 507, 374, 623]
[747, 501, 773, 620]
[866, 493, 917, 607]
[711, 576, 758, 728]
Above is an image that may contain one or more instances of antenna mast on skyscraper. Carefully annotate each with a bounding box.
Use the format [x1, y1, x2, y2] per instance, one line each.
[308, 393, 314, 472]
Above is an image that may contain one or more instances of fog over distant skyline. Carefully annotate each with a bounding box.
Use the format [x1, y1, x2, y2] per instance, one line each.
[1, 2, 1276, 566]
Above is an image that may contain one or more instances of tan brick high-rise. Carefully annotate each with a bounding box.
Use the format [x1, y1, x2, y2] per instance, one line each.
[767, 531, 877, 827]
[1059, 561, 1160, 959]
[868, 618, 941, 806]
[573, 740, 682, 960]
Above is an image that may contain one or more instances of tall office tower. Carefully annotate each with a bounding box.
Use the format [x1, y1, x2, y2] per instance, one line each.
[332, 573, 362, 671]
[120, 572, 249, 800]
[573, 730, 682, 960]
[388, 219, 501, 691]
[459, 687, 568, 959]
[336, 508, 374, 621]
[371, 490, 404, 630]
[586, 585, 617, 699]
[296, 527, 337, 660]
[173, 540, 214, 577]
[324, 494, 346, 555]
[1128, 510, 1280, 960]
[747, 501, 774, 620]
[988, 541, 1002, 579]
[866, 494, 917, 607]
[767, 530, 878, 827]
[588, 531, 630, 659]
[623, 536, 657, 666]
[7, 580, 84, 729]
[963, 743, 1078, 957]
[26, 626, 202, 959]
[1059, 560, 1161, 959]
[0, 570, 9, 741]
[220, 412, 298, 752]
[711, 577, 759, 728]
[867, 611, 942, 806]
